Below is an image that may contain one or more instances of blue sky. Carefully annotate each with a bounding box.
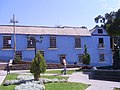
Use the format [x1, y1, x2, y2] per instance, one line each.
[0, 0, 120, 29]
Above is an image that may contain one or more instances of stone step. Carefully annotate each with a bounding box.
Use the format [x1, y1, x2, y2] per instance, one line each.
[91, 75, 120, 82]
[93, 71, 120, 76]
[89, 70, 120, 82]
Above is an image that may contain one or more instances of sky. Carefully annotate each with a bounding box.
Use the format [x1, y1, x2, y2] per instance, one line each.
[0, 0, 120, 29]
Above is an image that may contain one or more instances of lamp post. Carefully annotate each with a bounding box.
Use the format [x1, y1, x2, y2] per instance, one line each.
[27, 35, 43, 56]
[10, 14, 18, 59]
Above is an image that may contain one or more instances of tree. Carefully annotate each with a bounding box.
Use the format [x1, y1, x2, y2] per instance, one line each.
[94, 15, 105, 24]
[94, 9, 120, 69]
[82, 44, 90, 65]
[30, 52, 46, 81]
[94, 9, 120, 36]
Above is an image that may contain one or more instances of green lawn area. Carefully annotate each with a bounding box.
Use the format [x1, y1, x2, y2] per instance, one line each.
[42, 75, 68, 80]
[114, 88, 120, 90]
[45, 82, 89, 90]
[5, 73, 18, 80]
[45, 69, 76, 75]
[0, 69, 89, 90]
[0, 73, 18, 90]
[0, 85, 16, 90]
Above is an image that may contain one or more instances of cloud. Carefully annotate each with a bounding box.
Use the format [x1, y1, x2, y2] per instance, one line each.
[100, 0, 120, 12]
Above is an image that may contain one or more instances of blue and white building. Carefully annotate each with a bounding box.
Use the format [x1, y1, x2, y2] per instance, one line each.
[0, 25, 113, 66]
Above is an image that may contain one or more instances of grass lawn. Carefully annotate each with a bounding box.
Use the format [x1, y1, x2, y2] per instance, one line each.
[0, 70, 89, 90]
[45, 69, 76, 75]
[5, 73, 18, 80]
[114, 88, 120, 90]
[42, 75, 68, 80]
[45, 82, 89, 90]
[0, 85, 16, 90]
[0, 73, 18, 90]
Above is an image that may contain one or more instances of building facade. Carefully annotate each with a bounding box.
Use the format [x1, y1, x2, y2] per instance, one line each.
[0, 25, 112, 66]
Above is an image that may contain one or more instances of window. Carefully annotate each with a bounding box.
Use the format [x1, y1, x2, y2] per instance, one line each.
[50, 36, 56, 48]
[39, 51, 44, 57]
[3, 36, 12, 49]
[100, 53, 105, 62]
[99, 38, 104, 43]
[59, 54, 66, 64]
[98, 38, 104, 48]
[27, 36, 35, 48]
[75, 36, 81, 48]
[78, 54, 83, 64]
[98, 29, 103, 34]
[16, 51, 22, 60]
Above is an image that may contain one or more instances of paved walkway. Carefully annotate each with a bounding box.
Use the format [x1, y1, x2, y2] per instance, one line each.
[0, 70, 7, 85]
[68, 72, 120, 90]
[0, 69, 120, 90]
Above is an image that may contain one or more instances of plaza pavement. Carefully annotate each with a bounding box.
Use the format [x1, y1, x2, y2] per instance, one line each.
[0, 68, 120, 90]
[68, 72, 120, 90]
[0, 70, 7, 85]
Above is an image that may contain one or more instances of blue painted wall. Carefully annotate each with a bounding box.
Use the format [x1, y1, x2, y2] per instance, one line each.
[90, 27, 112, 66]
[0, 28, 113, 66]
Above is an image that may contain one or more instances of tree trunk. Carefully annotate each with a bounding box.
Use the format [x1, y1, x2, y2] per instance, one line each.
[34, 74, 40, 81]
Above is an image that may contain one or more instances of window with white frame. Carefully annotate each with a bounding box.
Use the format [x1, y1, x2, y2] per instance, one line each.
[50, 36, 56, 48]
[27, 36, 35, 48]
[99, 53, 105, 62]
[3, 36, 12, 49]
[75, 36, 81, 48]
[98, 38, 104, 48]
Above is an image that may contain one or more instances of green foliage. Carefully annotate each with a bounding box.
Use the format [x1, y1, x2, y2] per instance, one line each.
[82, 54, 90, 65]
[82, 44, 90, 65]
[94, 8, 120, 36]
[84, 44, 87, 54]
[106, 17, 120, 36]
[30, 52, 46, 81]
[114, 88, 120, 90]
[5, 73, 18, 80]
[13, 56, 21, 64]
[42, 75, 68, 80]
[45, 82, 89, 90]
[94, 15, 105, 24]
[0, 85, 16, 90]
[0, 73, 18, 90]
[45, 70, 75, 75]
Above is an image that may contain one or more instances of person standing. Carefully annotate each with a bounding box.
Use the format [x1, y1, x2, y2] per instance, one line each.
[61, 57, 67, 75]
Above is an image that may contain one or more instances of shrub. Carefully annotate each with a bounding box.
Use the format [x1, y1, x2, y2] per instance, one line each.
[82, 44, 90, 65]
[13, 56, 21, 64]
[30, 52, 46, 81]
[82, 54, 90, 65]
